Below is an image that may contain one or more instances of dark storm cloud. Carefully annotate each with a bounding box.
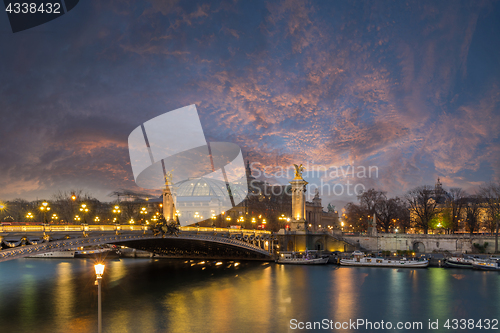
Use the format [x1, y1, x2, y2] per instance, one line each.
[0, 0, 499, 204]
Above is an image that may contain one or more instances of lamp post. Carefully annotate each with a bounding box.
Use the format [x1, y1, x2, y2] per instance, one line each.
[39, 201, 50, 223]
[94, 263, 105, 333]
[70, 192, 77, 225]
[80, 204, 89, 223]
[26, 212, 34, 222]
[112, 205, 121, 224]
[140, 207, 148, 224]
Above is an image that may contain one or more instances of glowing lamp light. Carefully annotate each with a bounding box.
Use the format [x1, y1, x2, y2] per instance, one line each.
[94, 263, 105, 278]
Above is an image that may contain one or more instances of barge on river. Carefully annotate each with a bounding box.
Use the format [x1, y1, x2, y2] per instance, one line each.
[340, 251, 428, 268]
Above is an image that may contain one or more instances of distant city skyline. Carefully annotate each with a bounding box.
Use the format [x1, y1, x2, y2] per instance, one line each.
[1, 0, 499, 208]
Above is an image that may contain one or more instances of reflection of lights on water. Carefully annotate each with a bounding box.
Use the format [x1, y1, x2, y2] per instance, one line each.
[215, 262, 222, 266]
[234, 262, 240, 267]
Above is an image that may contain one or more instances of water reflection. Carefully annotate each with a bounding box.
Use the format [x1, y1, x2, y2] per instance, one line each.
[20, 274, 36, 331]
[428, 268, 451, 319]
[330, 268, 356, 321]
[55, 262, 74, 332]
[1, 259, 500, 333]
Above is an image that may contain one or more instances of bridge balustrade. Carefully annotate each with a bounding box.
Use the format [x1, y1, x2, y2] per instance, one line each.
[0, 224, 271, 235]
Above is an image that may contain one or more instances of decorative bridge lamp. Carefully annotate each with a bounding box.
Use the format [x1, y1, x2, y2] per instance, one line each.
[94, 263, 105, 333]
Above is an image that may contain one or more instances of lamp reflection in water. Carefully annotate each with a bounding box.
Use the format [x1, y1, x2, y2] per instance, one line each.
[94, 263, 105, 333]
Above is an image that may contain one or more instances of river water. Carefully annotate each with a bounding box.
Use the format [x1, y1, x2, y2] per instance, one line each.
[0, 258, 499, 333]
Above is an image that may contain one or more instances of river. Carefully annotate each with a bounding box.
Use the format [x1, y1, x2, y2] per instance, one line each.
[0, 258, 499, 332]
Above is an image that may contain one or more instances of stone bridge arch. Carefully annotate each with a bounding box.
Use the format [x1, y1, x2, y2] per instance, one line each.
[0, 233, 273, 262]
[314, 240, 324, 251]
[413, 241, 425, 253]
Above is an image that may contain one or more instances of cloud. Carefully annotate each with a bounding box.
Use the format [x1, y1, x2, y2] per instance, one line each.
[0, 0, 498, 206]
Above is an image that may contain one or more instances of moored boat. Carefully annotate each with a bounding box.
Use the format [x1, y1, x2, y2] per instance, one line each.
[27, 250, 75, 258]
[340, 251, 428, 268]
[472, 259, 500, 271]
[443, 256, 475, 269]
[276, 251, 329, 265]
[75, 247, 119, 258]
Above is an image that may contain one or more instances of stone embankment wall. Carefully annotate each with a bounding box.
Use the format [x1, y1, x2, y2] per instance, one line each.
[343, 234, 498, 253]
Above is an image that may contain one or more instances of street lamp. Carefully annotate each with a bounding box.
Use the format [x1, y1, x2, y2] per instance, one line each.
[39, 201, 50, 223]
[112, 205, 121, 224]
[80, 204, 89, 223]
[74, 215, 81, 222]
[94, 263, 105, 333]
[26, 212, 34, 221]
[140, 207, 148, 224]
[51, 213, 58, 223]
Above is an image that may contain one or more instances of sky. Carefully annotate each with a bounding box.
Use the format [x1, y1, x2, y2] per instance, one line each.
[0, 0, 499, 208]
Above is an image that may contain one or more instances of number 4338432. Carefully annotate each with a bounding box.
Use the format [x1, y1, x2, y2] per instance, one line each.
[6, 3, 61, 14]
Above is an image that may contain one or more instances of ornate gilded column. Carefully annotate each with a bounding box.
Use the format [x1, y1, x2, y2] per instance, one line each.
[162, 172, 176, 222]
[290, 164, 308, 232]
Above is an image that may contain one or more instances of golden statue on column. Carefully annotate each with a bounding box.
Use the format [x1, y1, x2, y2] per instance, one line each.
[293, 164, 305, 180]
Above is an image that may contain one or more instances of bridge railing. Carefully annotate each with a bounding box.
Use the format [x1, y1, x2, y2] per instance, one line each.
[0, 224, 271, 234]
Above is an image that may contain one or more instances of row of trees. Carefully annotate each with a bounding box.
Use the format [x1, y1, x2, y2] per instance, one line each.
[0, 190, 161, 224]
[344, 189, 410, 233]
[345, 182, 500, 237]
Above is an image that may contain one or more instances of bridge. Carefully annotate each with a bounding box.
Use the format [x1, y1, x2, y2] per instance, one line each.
[0, 224, 276, 262]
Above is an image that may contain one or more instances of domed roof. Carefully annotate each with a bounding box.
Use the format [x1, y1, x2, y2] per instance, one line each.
[175, 177, 247, 200]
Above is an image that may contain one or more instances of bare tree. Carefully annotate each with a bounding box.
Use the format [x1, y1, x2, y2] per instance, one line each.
[344, 202, 369, 232]
[446, 188, 467, 233]
[396, 200, 412, 233]
[4, 199, 34, 222]
[376, 196, 404, 233]
[405, 185, 442, 234]
[464, 195, 481, 235]
[358, 189, 385, 216]
[52, 190, 93, 224]
[479, 183, 500, 253]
